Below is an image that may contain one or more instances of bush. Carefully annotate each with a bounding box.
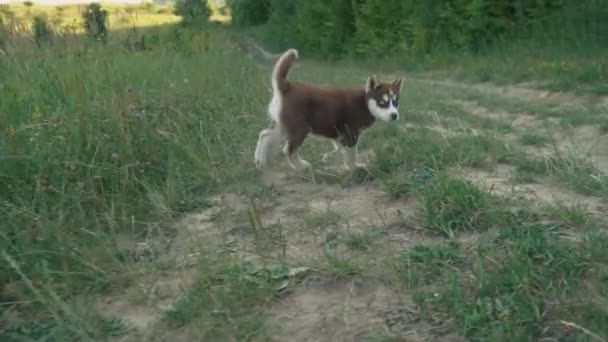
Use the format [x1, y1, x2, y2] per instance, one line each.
[32, 14, 53, 45]
[228, 0, 270, 27]
[293, 0, 356, 57]
[174, 0, 210, 27]
[236, 0, 607, 58]
[82, 3, 108, 41]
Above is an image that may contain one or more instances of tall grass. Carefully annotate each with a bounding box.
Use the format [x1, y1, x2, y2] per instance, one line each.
[0, 26, 267, 324]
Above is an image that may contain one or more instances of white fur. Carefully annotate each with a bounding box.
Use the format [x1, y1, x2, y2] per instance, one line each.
[367, 98, 399, 122]
[268, 94, 281, 124]
[254, 127, 282, 168]
[256, 49, 299, 168]
[268, 49, 298, 123]
[283, 143, 311, 171]
[340, 145, 366, 170]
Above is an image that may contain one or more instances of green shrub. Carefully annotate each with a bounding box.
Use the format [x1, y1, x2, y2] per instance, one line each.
[174, 0, 210, 27]
[263, 0, 297, 50]
[228, 0, 270, 27]
[261, 0, 355, 57]
[293, 0, 356, 57]
[82, 3, 108, 41]
[245, 0, 607, 58]
[32, 15, 53, 46]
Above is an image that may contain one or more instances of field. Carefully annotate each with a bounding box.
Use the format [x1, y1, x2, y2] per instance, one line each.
[1, 2, 608, 341]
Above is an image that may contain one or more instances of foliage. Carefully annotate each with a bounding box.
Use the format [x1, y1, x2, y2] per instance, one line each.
[231, 0, 608, 58]
[32, 14, 52, 45]
[82, 3, 108, 41]
[0, 28, 270, 338]
[174, 0, 210, 26]
[228, 0, 270, 27]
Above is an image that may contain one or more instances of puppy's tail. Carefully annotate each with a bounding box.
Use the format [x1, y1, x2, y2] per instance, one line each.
[271, 48, 298, 94]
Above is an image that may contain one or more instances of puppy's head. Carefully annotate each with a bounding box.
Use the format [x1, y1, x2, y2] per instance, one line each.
[364, 74, 403, 122]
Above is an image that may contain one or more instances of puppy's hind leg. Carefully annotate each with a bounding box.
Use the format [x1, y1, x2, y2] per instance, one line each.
[254, 123, 282, 169]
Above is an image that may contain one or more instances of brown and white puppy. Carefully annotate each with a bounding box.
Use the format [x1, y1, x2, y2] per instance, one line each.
[254, 48, 403, 171]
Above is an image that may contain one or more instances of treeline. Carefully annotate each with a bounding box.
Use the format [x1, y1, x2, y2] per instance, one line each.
[228, 0, 608, 57]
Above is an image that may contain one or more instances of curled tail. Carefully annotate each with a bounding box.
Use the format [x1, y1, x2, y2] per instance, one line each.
[272, 48, 298, 94]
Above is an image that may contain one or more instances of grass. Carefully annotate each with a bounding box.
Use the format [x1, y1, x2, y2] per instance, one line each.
[344, 230, 377, 251]
[2, 7, 608, 342]
[541, 201, 591, 229]
[383, 222, 607, 340]
[512, 152, 608, 197]
[386, 240, 463, 287]
[304, 209, 342, 228]
[396, 28, 608, 96]
[0, 23, 270, 340]
[418, 174, 513, 236]
[162, 256, 273, 340]
[519, 132, 550, 147]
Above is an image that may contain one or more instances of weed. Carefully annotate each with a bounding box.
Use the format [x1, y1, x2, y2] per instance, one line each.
[163, 253, 309, 339]
[541, 201, 590, 228]
[548, 152, 608, 196]
[413, 226, 608, 341]
[380, 175, 412, 199]
[344, 231, 376, 251]
[304, 209, 342, 228]
[519, 132, 550, 146]
[419, 174, 511, 236]
[387, 240, 463, 288]
[371, 126, 513, 178]
[322, 249, 362, 278]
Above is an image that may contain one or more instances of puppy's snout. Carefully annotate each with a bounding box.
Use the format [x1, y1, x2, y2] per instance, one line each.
[390, 112, 398, 121]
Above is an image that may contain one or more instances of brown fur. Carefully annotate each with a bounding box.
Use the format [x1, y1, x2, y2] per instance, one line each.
[255, 49, 402, 171]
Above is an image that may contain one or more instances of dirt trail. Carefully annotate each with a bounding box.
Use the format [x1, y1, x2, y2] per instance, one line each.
[94, 157, 434, 340]
[420, 78, 608, 110]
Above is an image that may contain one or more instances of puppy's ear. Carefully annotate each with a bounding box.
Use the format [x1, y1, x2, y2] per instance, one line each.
[365, 74, 378, 93]
[392, 77, 403, 93]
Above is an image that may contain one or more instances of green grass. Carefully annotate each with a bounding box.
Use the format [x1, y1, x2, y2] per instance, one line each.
[386, 240, 463, 288]
[2, 11, 608, 342]
[304, 209, 343, 228]
[344, 230, 377, 251]
[418, 174, 514, 236]
[541, 201, 591, 229]
[382, 219, 608, 340]
[401, 36, 608, 96]
[162, 257, 271, 339]
[519, 132, 550, 147]
[513, 152, 608, 197]
[0, 25, 270, 340]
